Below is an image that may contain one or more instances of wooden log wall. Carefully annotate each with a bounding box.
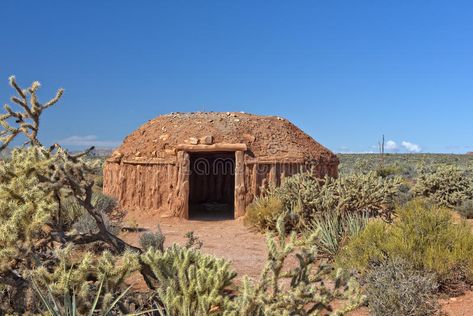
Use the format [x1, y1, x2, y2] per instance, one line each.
[103, 154, 339, 218]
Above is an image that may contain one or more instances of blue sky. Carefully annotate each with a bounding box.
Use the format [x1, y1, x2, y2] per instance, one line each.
[1, 1, 472, 153]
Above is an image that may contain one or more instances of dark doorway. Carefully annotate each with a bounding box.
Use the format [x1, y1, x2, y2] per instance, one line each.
[188, 152, 235, 220]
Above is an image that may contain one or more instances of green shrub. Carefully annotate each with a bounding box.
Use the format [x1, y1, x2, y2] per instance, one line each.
[456, 199, 473, 219]
[184, 231, 203, 249]
[278, 172, 401, 220]
[139, 226, 165, 251]
[336, 200, 473, 291]
[64, 192, 119, 235]
[141, 244, 237, 316]
[376, 163, 403, 178]
[364, 258, 439, 316]
[244, 193, 286, 232]
[413, 164, 473, 208]
[305, 212, 368, 258]
[245, 171, 401, 232]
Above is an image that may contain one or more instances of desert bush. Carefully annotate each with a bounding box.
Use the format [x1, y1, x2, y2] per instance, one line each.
[184, 231, 203, 249]
[66, 192, 119, 235]
[413, 164, 473, 208]
[279, 172, 401, 219]
[244, 192, 286, 232]
[338, 153, 473, 178]
[364, 258, 439, 316]
[336, 200, 473, 292]
[305, 211, 368, 258]
[95, 174, 104, 188]
[141, 244, 237, 316]
[456, 199, 473, 219]
[139, 226, 165, 251]
[246, 171, 401, 232]
[226, 216, 365, 315]
[376, 163, 403, 178]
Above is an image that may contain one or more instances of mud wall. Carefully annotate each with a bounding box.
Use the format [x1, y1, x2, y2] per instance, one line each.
[103, 155, 338, 217]
[103, 162, 177, 214]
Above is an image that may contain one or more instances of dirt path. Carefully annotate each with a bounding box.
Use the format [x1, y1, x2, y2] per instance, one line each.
[120, 213, 268, 280]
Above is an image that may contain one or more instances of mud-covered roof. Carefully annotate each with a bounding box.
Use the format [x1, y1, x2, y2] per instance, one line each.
[110, 112, 338, 163]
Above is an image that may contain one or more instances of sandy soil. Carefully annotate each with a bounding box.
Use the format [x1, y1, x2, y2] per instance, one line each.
[121, 211, 473, 315]
[121, 212, 268, 279]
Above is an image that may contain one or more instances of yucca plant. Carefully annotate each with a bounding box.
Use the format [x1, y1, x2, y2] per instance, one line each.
[33, 277, 130, 316]
[305, 211, 369, 258]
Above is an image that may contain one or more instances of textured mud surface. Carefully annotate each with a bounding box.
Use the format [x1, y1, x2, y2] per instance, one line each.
[112, 112, 338, 161]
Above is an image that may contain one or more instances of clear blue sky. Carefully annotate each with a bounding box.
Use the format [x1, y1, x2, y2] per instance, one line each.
[1, 1, 472, 153]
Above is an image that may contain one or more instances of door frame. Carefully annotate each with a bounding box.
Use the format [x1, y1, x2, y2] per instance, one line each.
[175, 143, 247, 219]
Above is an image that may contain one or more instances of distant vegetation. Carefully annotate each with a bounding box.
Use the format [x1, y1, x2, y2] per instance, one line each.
[339, 153, 473, 178]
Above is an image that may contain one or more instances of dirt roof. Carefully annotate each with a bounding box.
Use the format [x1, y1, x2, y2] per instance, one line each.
[112, 112, 338, 162]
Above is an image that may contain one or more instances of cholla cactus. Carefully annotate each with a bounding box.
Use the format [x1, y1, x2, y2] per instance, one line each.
[227, 216, 365, 315]
[413, 164, 473, 208]
[141, 244, 237, 316]
[0, 147, 58, 273]
[0, 77, 155, 313]
[279, 172, 402, 219]
[0, 76, 63, 150]
[248, 171, 402, 232]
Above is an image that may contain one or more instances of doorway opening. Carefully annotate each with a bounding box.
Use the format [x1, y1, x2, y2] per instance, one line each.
[188, 152, 235, 220]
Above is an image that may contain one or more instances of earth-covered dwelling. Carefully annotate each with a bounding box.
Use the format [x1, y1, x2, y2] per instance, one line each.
[103, 112, 339, 219]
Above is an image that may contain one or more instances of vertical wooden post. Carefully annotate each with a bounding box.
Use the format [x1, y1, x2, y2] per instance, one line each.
[269, 163, 277, 186]
[234, 150, 246, 218]
[174, 151, 190, 219]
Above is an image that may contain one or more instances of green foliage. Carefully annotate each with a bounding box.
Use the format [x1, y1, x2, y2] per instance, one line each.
[375, 163, 404, 178]
[364, 258, 439, 316]
[184, 231, 203, 249]
[246, 171, 401, 232]
[0, 147, 58, 272]
[141, 244, 237, 316]
[139, 226, 165, 251]
[244, 193, 285, 232]
[32, 245, 140, 308]
[338, 153, 473, 178]
[336, 200, 473, 290]
[33, 277, 132, 316]
[0, 77, 147, 314]
[66, 192, 119, 235]
[456, 199, 473, 219]
[226, 216, 365, 315]
[305, 212, 369, 258]
[413, 164, 473, 208]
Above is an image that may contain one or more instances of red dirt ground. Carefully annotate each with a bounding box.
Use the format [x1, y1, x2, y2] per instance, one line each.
[120, 212, 473, 315]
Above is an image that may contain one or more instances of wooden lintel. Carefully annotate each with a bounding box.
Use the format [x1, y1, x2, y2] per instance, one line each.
[176, 143, 247, 152]
[122, 159, 176, 165]
[245, 159, 306, 165]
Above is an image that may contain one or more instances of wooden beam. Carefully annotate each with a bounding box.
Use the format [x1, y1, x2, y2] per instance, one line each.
[234, 150, 246, 218]
[174, 151, 190, 219]
[176, 143, 247, 152]
[122, 159, 176, 165]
